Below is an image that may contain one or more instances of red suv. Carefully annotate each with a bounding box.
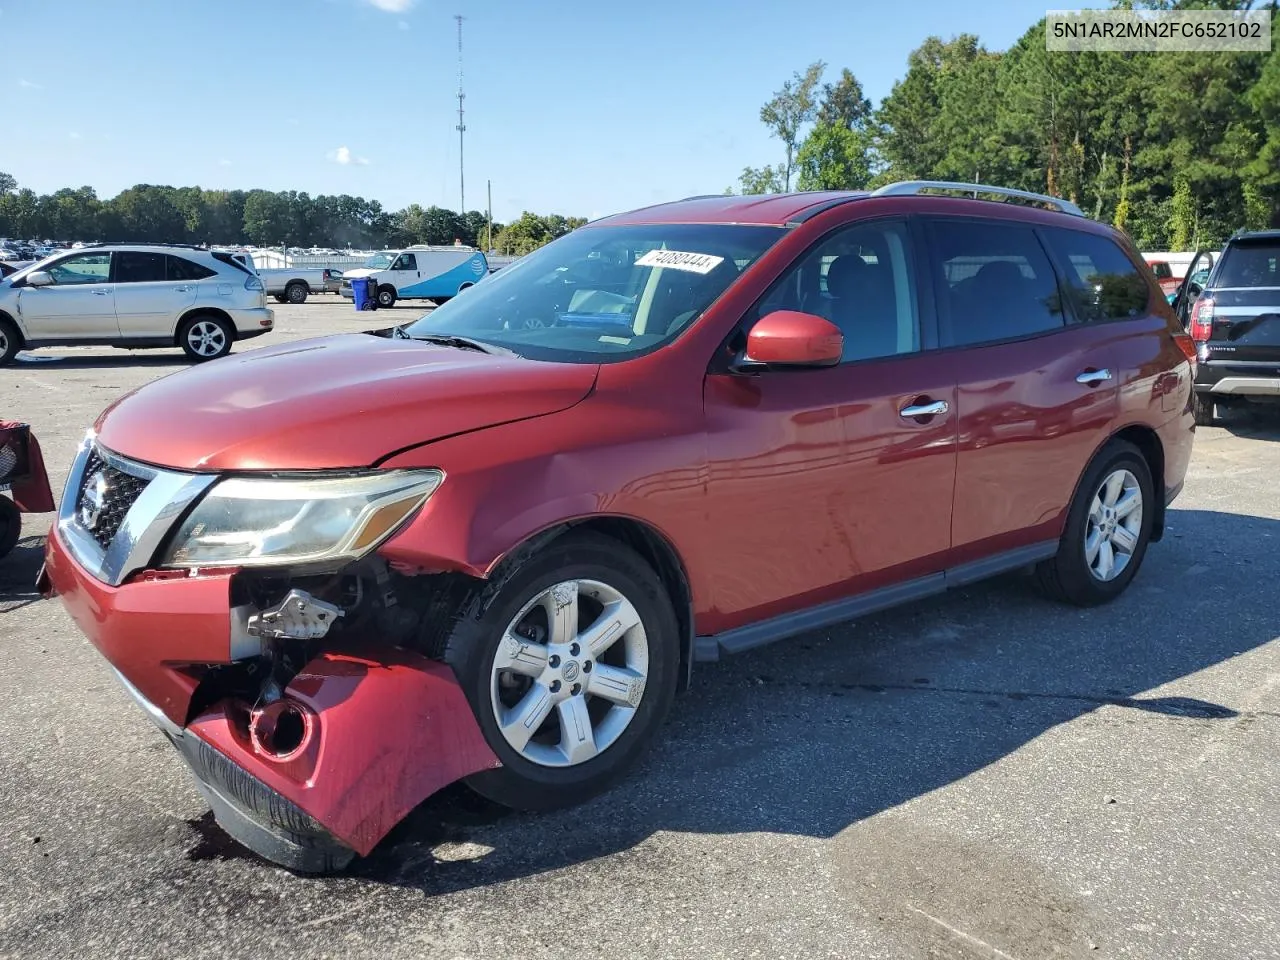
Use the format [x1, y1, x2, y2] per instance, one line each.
[42, 182, 1196, 872]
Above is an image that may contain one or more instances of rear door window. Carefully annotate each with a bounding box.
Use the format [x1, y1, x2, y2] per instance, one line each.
[1217, 242, 1280, 288]
[925, 219, 1065, 347]
[1041, 228, 1150, 322]
[114, 251, 167, 284]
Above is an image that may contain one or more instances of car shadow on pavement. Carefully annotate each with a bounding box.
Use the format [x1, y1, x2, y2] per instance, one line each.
[1216, 405, 1280, 441]
[343, 506, 1277, 895]
[15, 353, 192, 370]
[0, 536, 45, 614]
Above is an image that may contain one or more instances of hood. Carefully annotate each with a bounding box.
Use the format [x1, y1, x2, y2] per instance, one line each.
[95, 334, 598, 471]
[341, 268, 378, 279]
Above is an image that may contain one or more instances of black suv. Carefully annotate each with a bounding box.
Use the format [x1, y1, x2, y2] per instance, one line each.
[1177, 231, 1280, 425]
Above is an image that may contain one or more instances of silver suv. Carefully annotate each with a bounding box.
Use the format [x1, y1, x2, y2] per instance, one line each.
[0, 243, 275, 365]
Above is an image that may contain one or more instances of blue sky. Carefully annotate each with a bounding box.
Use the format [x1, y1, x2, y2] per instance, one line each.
[4, 0, 1051, 222]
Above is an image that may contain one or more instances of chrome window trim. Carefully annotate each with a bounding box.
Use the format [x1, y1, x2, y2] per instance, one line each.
[57, 431, 216, 586]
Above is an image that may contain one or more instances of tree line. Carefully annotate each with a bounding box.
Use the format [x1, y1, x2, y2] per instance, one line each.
[740, 4, 1280, 249]
[0, 173, 585, 256]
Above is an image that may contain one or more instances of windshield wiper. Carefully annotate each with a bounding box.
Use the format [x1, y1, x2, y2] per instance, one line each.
[408, 332, 514, 356]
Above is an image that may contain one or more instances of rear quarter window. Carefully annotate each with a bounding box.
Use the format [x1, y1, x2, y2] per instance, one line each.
[167, 256, 217, 281]
[1041, 228, 1149, 322]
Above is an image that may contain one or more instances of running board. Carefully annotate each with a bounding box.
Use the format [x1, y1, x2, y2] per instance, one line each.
[694, 540, 1058, 662]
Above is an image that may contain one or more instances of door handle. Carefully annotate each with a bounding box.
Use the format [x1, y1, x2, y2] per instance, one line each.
[1076, 368, 1113, 385]
[91, 289, 111, 296]
[900, 399, 949, 419]
[173, 285, 192, 293]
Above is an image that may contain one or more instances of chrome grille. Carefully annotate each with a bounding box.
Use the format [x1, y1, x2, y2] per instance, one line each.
[75, 448, 150, 550]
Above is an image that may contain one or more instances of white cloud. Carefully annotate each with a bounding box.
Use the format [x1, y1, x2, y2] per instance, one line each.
[363, 0, 415, 11]
[69, 132, 81, 140]
[19, 78, 40, 89]
[327, 146, 370, 166]
[218, 159, 233, 166]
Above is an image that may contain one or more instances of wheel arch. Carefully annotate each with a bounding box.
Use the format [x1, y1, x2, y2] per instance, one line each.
[488, 515, 697, 692]
[1067, 424, 1166, 544]
[1112, 424, 1166, 541]
[174, 307, 236, 344]
[0, 310, 24, 348]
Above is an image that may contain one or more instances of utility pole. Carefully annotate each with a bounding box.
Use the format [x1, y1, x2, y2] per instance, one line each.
[455, 14, 466, 214]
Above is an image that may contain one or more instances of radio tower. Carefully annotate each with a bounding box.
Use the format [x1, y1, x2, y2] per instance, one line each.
[455, 14, 466, 214]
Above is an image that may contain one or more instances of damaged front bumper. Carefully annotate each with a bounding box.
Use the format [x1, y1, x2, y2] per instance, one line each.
[43, 529, 500, 872]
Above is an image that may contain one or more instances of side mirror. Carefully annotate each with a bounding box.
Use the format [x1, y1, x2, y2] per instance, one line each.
[738, 310, 843, 371]
[25, 270, 52, 288]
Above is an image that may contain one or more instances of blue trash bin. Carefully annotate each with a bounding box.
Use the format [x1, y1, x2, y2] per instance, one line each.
[351, 277, 375, 311]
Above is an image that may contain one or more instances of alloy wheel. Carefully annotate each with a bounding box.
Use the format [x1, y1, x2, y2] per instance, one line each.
[490, 579, 649, 768]
[187, 320, 227, 357]
[1084, 468, 1143, 582]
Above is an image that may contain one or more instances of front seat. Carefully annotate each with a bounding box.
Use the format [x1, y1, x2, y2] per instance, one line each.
[826, 255, 898, 360]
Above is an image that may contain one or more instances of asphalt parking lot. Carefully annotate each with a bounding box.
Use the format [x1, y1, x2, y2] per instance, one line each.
[2, 300, 1278, 960]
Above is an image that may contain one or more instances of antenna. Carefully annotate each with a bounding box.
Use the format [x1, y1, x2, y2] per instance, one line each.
[455, 14, 466, 214]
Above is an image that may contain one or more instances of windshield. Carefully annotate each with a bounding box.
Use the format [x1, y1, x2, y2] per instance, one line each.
[364, 254, 393, 270]
[402, 223, 784, 362]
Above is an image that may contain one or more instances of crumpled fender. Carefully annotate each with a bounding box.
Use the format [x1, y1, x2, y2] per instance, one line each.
[186, 648, 499, 856]
[0, 421, 55, 513]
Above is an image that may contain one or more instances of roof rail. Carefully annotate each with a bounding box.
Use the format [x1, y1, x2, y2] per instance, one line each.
[680, 194, 728, 201]
[870, 180, 1085, 217]
[82, 241, 210, 250]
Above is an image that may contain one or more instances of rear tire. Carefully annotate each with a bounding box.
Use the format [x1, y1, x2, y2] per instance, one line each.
[1035, 440, 1154, 607]
[443, 531, 680, 812]
[0, 317, 20, 366]
[285, 282, 308, 305]
[1192, 391, 1216, 426]
[179, 314, 234, 362]
[0, 496, 20, 559]
[376, 286, 397, 309]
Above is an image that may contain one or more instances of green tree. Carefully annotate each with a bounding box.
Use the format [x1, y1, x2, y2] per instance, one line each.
[738, 164, 785, 195]
[758, 61, 826, 191]
[796, 123, 873, 190]
[817, 68, 871, 130]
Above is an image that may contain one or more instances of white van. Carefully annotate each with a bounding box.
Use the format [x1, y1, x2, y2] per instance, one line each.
[340, 245, 489, 308]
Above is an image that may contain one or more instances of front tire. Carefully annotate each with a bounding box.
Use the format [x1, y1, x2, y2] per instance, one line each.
[1035, 440, 1154, 607]
[444, 532, 680, 812]
[179, 314, 234, 362]
[376, 286, 397, 309]
[285, 282, 308, 304]
[0, 317, 20, 366]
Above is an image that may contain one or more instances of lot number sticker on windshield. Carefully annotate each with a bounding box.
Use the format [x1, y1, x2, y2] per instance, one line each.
[635, 249, 725, 274]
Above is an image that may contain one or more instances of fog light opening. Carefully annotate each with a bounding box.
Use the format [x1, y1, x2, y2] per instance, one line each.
[249, 700, 314, 761]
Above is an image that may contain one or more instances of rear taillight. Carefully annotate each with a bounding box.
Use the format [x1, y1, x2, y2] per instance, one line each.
[244, 276, 264, 292]
[1189, 296, 1214, 342]
[1172, 331, 1197, 376]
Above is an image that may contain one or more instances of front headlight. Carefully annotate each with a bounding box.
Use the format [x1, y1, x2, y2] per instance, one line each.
[162, 469, 443, 568]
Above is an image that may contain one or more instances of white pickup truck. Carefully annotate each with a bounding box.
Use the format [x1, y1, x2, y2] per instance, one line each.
[233, 254, 343, 304]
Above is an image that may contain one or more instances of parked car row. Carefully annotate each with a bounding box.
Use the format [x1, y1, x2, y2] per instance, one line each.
[38, 180, 1198, 873]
